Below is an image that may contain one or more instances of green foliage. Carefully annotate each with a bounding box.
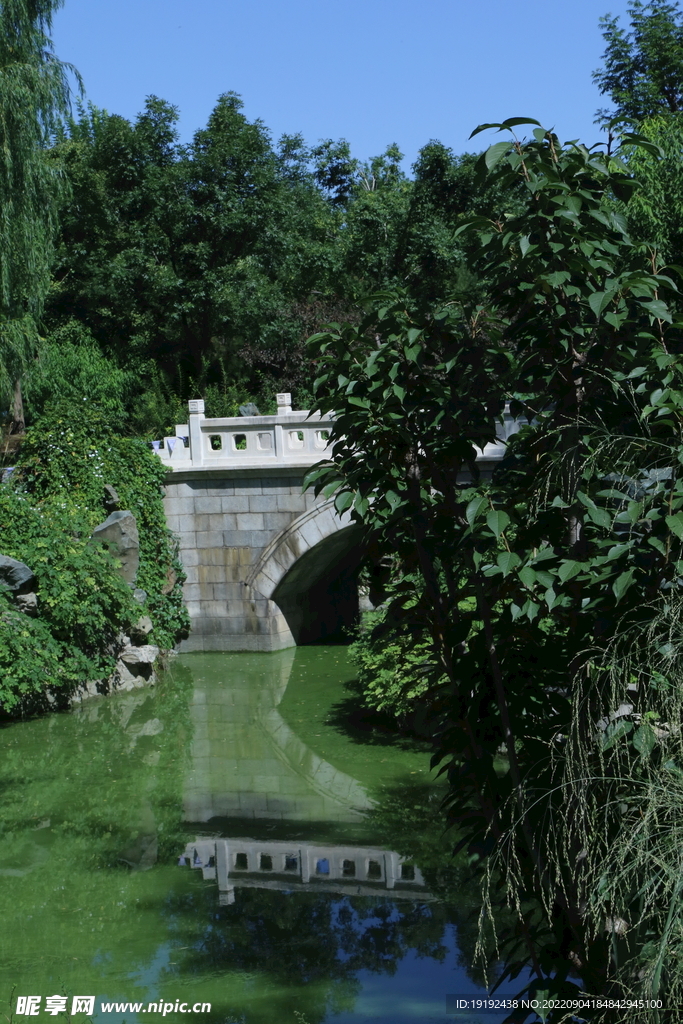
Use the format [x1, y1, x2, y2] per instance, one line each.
[349, 609, 434, 722]
[0, 486, 137, 710]
[22, 319, 129, 426]
[42, 94, 531, 427]
[16, 404, 189, 648]
[307, 120, 683, 1016]
[594, 1, 683, 125]
[47, 96, 343, 410]
[0, 599, 84, 711]
[0, 0, 79, 404]
[0, 405, 188, 712]
[616, 114, 683, 264]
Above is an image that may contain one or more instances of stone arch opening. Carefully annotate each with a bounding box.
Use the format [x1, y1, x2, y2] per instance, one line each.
[247, 500, 365, 645]
[271, 524, 364, 644]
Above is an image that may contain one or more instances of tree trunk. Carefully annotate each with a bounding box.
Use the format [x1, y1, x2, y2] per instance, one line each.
[11, 377, 25, 434]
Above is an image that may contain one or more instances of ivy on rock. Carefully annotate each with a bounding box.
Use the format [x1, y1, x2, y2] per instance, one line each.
[0, 404, 188, 713]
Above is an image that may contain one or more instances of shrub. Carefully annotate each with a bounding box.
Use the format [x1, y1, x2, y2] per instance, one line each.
[349, 604, 440, 727]
[23, 321, 129, 427]
[0, 404, 189, 713]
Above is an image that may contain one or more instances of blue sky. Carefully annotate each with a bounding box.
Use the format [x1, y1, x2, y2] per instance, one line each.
[52, 0, 634, 170]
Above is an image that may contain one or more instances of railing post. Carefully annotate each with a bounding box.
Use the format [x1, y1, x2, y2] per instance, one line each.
[276, 392, 292, 415]
[274, 392, 291, 458]
[188, 399, 205, 467]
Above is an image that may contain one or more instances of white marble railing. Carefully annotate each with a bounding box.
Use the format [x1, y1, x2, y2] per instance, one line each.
[155, 393, 333, 469]
[154, 393, 519, 472]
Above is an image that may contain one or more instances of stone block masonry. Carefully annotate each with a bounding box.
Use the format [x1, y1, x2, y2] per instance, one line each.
[164, 466, 322, 651]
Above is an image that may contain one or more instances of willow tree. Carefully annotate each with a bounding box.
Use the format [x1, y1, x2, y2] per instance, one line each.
[0, 0, 77, 431]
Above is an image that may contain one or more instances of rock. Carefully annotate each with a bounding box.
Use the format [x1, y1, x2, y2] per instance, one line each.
[239, 402, 260, 417]
[161, 565, 177, 595]
[118, 834, 158, 871]
[128, 717, 164, 738]
[15, 592, 38, 616]
[120, 644, 159, 665]
[0, 555, 36, 595]
[130, 615, 153, 645]
[116, 643, 159, 686]
[133, 588, 147, 604]
[103, 484, 121, 512]
[91, 511, 139, 585]
[113, 663, 140, 691]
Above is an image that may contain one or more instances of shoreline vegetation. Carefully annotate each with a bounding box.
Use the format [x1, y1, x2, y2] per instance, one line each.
[0, 406, 189, 715]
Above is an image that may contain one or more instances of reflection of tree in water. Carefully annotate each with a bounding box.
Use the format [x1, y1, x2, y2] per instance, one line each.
[0, 663, 196, 1010]
[366, 780, 510, 989]
[167, 885, 452, 1024]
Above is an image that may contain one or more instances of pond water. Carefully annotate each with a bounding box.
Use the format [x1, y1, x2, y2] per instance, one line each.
[0, 648, 519, 1024]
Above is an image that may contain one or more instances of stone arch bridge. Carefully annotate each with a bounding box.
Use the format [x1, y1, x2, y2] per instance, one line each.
[159, 395, 515, 652]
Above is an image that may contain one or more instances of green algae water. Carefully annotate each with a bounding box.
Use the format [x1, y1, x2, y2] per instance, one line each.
[0, 648, 512, 1024]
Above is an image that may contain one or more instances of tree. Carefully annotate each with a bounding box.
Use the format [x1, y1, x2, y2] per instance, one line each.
[615, 114, 683, 264]
[307, 120, 683, 1016]
[48, 94, 347, 412]
[0, 0, 77, 430]
[594, 0, 683, 125]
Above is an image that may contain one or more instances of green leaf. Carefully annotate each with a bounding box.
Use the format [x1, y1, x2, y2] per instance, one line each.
[558, 560, 582, 583]
[601, 719, 633, 751]
[500, 116, 543, 129]
[588, 291, 611, 318]
[612, 569, 636, 603]
[632, 723, 656, 758]
[485, 141, 512, 170]
[496, 551, 521, 576]
[486, 510, 510, 536]
[518, 566, 537, 589]
[641, 298, 672, 323]
[535, 570, 555, 588]
[545, 270, 571, 287]
[469, 117, 542, 139]
[666, 512, 683, 539]
[334, 491, 354, 513]
[465, 495, 487, 528]
[586, 506, 611, 529]
[532, 546, 556, 562]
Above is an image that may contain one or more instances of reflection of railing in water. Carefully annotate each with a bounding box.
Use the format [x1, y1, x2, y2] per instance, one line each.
[182, 838, 431, 904]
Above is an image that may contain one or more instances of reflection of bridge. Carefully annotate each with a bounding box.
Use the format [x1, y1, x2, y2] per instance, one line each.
[183, 838, 430, 904]
[179, 649, 432, 903]
[183, 649, 374, 826]
[159, 394, 517, 652]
